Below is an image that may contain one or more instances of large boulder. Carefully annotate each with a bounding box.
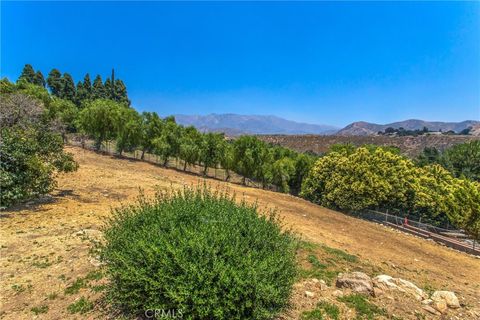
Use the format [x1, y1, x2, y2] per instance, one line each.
[373, 275, 427, 301]
[336, 272, 373, 295]
[431, 291, 460, 309]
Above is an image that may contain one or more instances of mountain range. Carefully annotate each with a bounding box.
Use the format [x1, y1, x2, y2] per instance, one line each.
[174, 114, 338, 135]
[336, 119, 480, 136]
[173, 114, 479, 136]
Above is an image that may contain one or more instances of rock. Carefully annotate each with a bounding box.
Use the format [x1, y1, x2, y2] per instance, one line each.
[332, 290, 344, 297]
[373, 275, 427, 301]
[304, 291, 315, 298]
[336, 272, 373, 295]
[431, 291, 460, 309]
[421, 299, 433, 305]
[373, 287, 384, 297]
[423, 305, 441, 315]
[433, 300, 448, 314]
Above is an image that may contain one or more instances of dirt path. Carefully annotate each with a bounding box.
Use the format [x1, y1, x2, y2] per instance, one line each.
[1, 146, 479, 319]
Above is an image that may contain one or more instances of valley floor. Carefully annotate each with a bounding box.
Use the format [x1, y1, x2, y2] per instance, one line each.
[1, 146, 479, 319]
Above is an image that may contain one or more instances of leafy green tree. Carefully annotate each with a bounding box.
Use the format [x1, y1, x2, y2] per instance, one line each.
[179, 126, 202, 171]
[33, 71, 46, 87]
[77, 99, 123, 150]
[46, 69, 63, 97]
[18, 64, 36, 83]
[139, 112, 163, 159]
[220, 142, 235, 181]
[271, 157, 295, 193]
[301, 148, 416, 211]
[61, 73, 76, 102]
[416, 147, 441, 167]
[152, 120, 181, 166]
[0, 93, 77, 208]
[48, 98, 79, 134]
[14, 81, 52, 107]
[441, 141, 480, 181]
[446, 179, 480, 243]
[200, 132, 224, 176]
[233, 136, 266, 185]
[290, 153, 315, 195]
[92, 75, 106, 100]
[116, 108, 142, 155]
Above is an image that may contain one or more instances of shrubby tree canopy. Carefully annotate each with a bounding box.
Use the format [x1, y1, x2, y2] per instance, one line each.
[0, 93, 77, 208]
[301, 148, 416, 211]
[77, 99, 125, 150]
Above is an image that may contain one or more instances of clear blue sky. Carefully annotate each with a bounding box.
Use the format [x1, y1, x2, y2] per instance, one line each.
[2, 1, 479, 127]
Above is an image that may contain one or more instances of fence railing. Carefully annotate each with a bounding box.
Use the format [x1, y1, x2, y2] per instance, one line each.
[356, 209, 478, 255]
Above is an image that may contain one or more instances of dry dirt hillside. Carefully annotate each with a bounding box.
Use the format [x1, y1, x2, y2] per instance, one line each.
[1, 146, 479, 319]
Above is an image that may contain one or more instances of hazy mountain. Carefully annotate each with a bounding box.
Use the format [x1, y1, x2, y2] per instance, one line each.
[337, 119, 479, 136]
[174, 114, 338, 135]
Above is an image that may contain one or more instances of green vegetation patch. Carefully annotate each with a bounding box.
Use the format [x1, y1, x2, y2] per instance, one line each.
[301, 301, 340, 320]
[67, 297, 94, 314]
[31, 305, 49, 315]
[337, 294, 386, 320]
[99, 186, 297, 319]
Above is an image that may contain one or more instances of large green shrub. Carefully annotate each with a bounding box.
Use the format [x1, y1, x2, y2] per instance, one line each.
[99, 187, 297, 319]
[0, 93, 77, 209]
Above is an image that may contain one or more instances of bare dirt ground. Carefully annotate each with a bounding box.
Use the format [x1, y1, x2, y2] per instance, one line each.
[1, 146, 479, 319]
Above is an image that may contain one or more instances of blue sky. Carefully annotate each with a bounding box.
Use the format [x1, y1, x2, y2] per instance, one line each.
[2, 1, 479, 127]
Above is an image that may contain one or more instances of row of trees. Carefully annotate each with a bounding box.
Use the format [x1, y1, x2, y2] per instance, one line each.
[301, 146, 480, 240]
[75, 99, 316, 194]
[17, 64, 130, 107]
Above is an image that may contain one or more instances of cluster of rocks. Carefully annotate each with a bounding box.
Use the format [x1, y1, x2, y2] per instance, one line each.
[335, 271, 460, 315]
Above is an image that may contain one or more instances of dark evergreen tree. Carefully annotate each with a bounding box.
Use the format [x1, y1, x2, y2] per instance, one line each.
[18, 64, 36, 83]
[75, 81, 89, 107]
[104, 78, 113, 100]
[47, 69, 63, 96]
[83, 73, 92, 96]
[33, 71, 46, 87]
[61, 73, 76, 102]
[114, 79, 130, 105]
[92, 75, 105, 99]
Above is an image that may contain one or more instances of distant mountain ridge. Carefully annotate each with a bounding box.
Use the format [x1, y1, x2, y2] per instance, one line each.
[174, 113, 338, 135]
[337, 119, 480, 136]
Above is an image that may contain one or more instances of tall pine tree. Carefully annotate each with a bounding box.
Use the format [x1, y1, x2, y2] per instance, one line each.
[114, 79, 130, 105]
[18, 64, 36, 83]
[47, 69, 63, 96]
[75, 81, 89, 107]
[33, 71, 46, 87]
[104, 78, 113, 100]
[83, 73, 92, 96]
[92, 75, 105, 99]
[61, 73, 76, 102]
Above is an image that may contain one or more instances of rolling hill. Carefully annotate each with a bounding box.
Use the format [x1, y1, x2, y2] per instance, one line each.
[337, 119, 479, 136]
[174, 113, 338, 135]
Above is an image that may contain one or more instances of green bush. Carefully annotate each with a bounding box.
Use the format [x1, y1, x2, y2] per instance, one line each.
[99, 186, 297, 319]
[0, 93, 77, 209]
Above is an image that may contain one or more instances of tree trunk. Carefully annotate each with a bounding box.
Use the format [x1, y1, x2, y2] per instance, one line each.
[183, 161, 187, 171]
[242, 176, 246, 185]
[163, 157, 168, 167]
[225, 170, 230, 181]
[141, 149, 146, 160]
[203, 164, 208, 176]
